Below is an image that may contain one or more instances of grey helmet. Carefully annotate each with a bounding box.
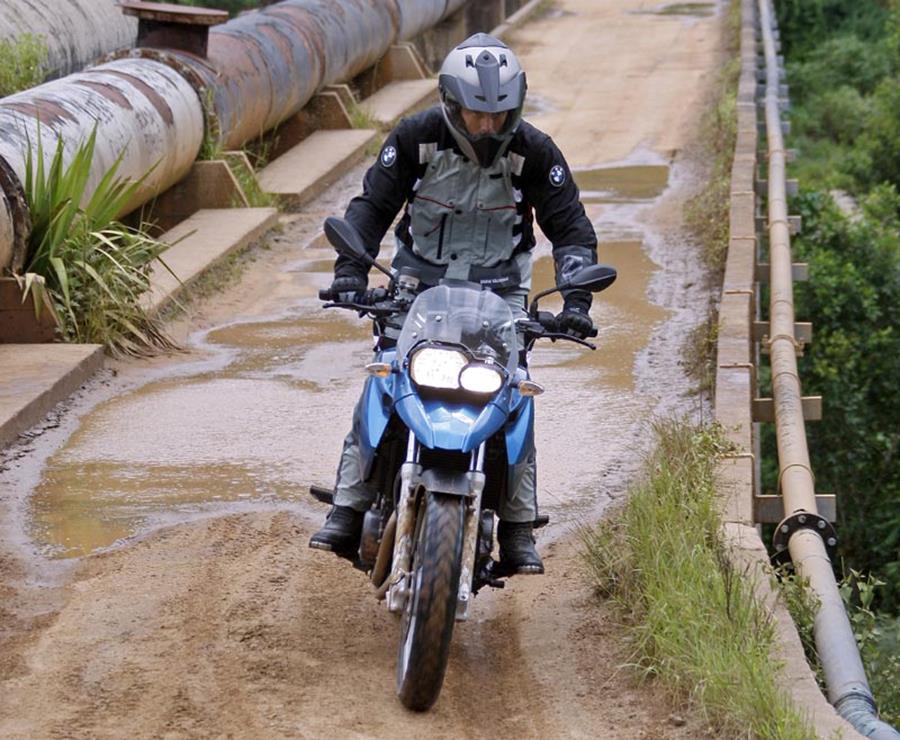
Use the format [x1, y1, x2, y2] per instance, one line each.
[438, 33, 527, 167]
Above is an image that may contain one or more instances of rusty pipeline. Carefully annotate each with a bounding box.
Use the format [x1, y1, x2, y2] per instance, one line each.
[395, 0, 449, 41]
[0, 0, 137, 81]
[0, 57, 204, 261]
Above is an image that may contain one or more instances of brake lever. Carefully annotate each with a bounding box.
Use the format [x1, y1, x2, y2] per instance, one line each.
[540, 332, 597, 350]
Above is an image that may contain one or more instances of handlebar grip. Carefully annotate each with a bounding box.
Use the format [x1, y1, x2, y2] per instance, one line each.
[318, 288, 335, 301]
[588, 327, 598, 338]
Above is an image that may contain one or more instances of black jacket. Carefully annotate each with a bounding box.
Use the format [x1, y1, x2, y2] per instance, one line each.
[338, 106, 597, 290]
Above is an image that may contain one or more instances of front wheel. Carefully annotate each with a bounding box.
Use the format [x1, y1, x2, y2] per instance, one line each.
[396, 491, 465, 711]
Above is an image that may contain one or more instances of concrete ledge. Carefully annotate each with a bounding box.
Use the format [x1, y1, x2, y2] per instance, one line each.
[360, 79, 437, 127]
[146, 207, 280, 313]
[0, 344, 104, 449]
[257, 129, 377, 209]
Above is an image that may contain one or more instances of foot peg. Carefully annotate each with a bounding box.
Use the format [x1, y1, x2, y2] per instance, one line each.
[309, 485, 334, 505]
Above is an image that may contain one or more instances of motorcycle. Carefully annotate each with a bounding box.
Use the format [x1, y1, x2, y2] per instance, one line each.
[310, 217, 616, 711]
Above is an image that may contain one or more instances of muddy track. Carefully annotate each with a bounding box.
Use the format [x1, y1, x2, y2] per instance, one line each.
[0, 1, 727, 737]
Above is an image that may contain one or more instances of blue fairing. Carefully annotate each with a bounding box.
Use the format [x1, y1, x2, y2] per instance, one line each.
[505, 389, 535, 466]
[394, 372, 512, 453]
[357, 350, 396, 471]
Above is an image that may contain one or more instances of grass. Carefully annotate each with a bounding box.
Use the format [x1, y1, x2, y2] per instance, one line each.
[20, 126, 177, 356]
[224, 151, 276, 208]
[582, 419, 817, 739]
[681, 0, 741, 392]
[0, 33, 47, 97]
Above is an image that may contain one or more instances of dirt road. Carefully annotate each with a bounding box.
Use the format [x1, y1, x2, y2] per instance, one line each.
[0, 2, 726, 737]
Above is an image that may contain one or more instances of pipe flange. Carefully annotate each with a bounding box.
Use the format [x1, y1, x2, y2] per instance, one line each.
[771, 510, 838, 566]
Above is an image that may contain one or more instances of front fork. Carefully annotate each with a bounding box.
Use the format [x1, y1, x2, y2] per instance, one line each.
[386, 432, 486, 621]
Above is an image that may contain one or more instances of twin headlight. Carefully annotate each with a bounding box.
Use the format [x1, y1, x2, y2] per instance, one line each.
[409, 347, 504, 394]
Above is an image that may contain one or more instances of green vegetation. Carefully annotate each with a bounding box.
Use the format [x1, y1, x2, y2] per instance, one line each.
[0, 33, 48, 97]
[224, 151, 276, 208]
[583, 420, 815, 739]
[759, 0, 900, 720]
[681, 0, 740, 393]
[21, 128, 176, 356]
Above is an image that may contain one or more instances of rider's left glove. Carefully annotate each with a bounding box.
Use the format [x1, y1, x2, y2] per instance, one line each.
[555, 297, 595, 339]
[330, 273, 367, 303]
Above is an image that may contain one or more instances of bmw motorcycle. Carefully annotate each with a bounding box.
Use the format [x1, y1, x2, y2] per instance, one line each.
[310, 217, 616, 711]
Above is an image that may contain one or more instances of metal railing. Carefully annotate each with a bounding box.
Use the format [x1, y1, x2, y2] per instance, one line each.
[755, 1, 897, 736]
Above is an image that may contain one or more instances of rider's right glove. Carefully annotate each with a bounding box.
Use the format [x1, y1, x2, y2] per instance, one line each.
[329, 271, 367, 303]
[555, 295, 595, 339]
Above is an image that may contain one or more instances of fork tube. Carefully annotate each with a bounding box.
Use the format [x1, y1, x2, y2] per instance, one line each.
[388, 430, 421, 612]
[457, 442, 487, 620]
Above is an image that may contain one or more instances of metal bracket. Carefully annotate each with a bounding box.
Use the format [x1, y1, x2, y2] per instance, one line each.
[752, 396, 822, 423]
[755, 262, 808, 283]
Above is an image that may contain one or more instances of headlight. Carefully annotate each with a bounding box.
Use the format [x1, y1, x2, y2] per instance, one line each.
[459, 363, 503, 394]
[409, 347, 467, 389]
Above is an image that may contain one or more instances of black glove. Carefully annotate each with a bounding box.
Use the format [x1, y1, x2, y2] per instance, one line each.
[329, 273, 367, 302]
[555, 299, 595, 339]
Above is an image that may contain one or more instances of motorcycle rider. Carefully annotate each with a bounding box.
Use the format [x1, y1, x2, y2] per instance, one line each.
[310, 33, 597, 574]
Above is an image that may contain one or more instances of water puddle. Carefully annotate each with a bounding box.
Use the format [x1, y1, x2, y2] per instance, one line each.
[530, 241, 669, 390]
[656, 3, 716, 17]
[574, 165, 669, 203]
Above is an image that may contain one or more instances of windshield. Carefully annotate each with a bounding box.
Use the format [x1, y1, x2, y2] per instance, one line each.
[396, 284, 519, 374]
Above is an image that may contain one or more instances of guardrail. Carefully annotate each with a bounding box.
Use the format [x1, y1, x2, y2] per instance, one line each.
[717, 0, 898, 737]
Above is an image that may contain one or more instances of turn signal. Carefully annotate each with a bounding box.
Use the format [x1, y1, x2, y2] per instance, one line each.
[365, 362, 393, 377]
[517, 379, 545, 396]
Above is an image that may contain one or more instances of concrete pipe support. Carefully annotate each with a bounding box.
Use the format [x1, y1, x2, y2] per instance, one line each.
[0, 57, 204, 266]
[0, 0, 137, 81]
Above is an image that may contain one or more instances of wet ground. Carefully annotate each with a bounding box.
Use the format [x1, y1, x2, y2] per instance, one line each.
[0, 0, 724, 735]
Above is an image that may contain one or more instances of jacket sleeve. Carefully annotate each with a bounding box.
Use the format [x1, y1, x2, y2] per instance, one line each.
[523, 134, 598, 307]
[337, 121, 417, 278]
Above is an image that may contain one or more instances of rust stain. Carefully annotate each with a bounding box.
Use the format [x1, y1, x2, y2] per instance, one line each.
[94, 70, 175, 126]
[72, 79, 134, 111]
[2, 98, 78, 127]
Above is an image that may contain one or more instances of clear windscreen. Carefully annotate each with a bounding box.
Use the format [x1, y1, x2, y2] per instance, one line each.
[396, 284, 519, 374]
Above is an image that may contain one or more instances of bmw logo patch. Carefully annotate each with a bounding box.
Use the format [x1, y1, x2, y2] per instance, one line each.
[549, 164, 566, 187]
[381, 145, 397, 167]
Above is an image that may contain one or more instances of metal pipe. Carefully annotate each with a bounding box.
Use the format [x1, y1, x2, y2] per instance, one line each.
[396, 0, 448, 41]
[0, 0, 137, 81]
[0, 56, 204, 232]
[758, 1, 899, 736]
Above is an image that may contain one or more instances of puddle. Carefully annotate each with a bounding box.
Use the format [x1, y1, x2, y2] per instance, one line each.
[529, 241, 669, 390]
[656, 3, 716, 17]
[29, 306, 372, 558]
[574, 165, 669, 203]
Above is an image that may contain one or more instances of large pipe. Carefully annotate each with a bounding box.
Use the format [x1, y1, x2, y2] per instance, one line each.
[114, 0, 399, 150]
[759, 1, 898, 737]
[396, 0, 448, 41]
[0, 0, 136, 81]
[0, 57, 204, 230]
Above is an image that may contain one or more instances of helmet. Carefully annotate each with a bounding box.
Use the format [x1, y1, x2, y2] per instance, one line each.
[438, 33, 527, 167]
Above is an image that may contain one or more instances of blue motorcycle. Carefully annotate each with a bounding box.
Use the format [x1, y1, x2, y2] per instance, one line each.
[310, 217, 616, 711]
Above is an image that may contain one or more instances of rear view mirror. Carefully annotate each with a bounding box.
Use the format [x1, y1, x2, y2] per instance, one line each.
[564, 264, 617, 293]
[324, 217, 369, 263]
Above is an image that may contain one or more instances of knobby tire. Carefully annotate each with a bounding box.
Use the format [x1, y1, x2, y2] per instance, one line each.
[396, 491, 465, 711]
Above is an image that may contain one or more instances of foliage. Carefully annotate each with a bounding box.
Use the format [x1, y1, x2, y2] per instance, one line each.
[779, 568, 900, 727]
[583, 420, 815, 738]
[0, 33, 48, 97]
[22, 128, 176, 356]
[774, 0, 892, 57]
[781, 188, 900, 613]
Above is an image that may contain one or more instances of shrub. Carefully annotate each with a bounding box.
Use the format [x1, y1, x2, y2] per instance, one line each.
[22, 127, 177, 356]
[0, 33, 47, 97]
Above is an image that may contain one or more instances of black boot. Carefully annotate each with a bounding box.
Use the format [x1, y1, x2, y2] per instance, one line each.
[498, 521, 544, 574]
[309, 505, 364, 553]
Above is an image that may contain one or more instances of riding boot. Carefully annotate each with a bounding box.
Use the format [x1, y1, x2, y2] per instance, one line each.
[497, 520, 544, 574]
[309, 505, 364, 553]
